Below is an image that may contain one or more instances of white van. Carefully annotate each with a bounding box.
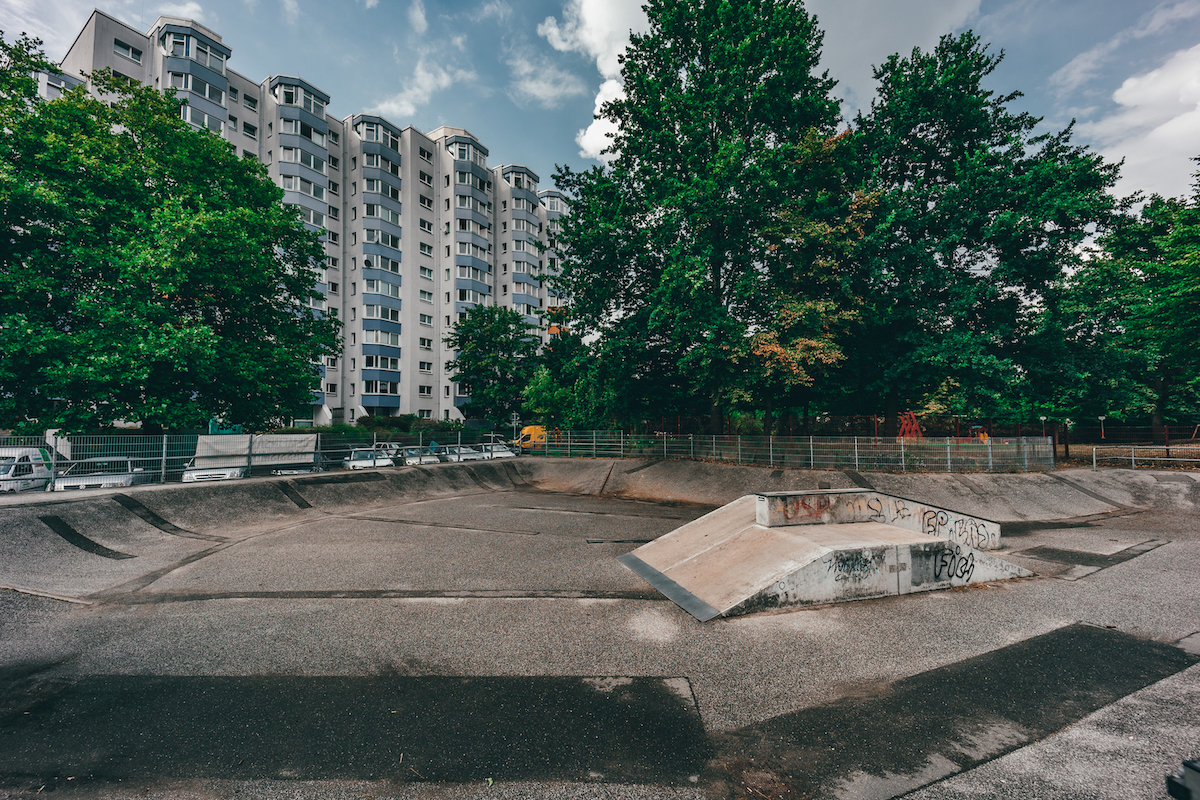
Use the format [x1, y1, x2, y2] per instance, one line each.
[0, 447, 54, 492]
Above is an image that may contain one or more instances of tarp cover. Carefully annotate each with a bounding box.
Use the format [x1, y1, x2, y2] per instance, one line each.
[192, 434, 317, 468]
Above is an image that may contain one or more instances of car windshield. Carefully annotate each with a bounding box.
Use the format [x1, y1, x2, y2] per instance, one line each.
[0, 456, 12, 475]
[351, 451, 373, 459]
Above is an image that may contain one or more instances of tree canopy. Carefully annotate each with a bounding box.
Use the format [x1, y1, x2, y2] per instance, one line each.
[445, 305, 540, 426]
[545, 7, 1145, 432]
[0, 34, 339, 433]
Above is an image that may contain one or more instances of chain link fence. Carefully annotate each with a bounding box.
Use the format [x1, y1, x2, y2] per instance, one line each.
[528, 432, 1054, 473]
[0, 430, 511, 492]
[1092, 445, 1200, 470]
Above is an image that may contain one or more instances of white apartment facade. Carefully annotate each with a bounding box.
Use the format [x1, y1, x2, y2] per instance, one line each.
[48, 10, 567, 425]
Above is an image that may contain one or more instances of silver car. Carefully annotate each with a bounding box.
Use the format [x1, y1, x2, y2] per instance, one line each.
[399, 447, 440, 465]
[342, 448, 396, 470]
[433, 445, 484, 462]
[478, 443, 517, 459]
[54, 457, 151, 491]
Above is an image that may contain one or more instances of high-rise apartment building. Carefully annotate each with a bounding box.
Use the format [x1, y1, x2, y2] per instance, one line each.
[46, 10, 566, 426]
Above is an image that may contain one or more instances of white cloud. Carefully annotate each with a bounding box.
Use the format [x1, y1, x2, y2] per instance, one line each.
[280, 0, 298, 25]
[575, 77, 623, 162]
[407, 0, 427, 35]
[479, 0, 511, 22]
[804, 0, 979, 113]
[506, 49, 587, 108]
[364, 0, 378, 9]
[1078, 42, 1200, 199]
[0, 0, 103, 57]
[539, 0, 648, 163]
[1050, 0, 1200, 97]
[374, 55, 476, 119]
[538, 0, 646, 80]
[155, 1, 207, 21]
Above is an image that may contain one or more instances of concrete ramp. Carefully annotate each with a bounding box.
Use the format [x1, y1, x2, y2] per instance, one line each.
[619, 489, 1032, 621]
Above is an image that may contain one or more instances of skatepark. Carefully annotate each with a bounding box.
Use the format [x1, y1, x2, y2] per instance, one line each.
[1, 457, 1198, 799]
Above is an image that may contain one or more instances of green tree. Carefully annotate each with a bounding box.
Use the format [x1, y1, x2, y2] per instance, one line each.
[551, 0, 854, 433]
[842, 32, 1120, 428]
[0, 34, 339, 432]
[445, 305, 539, 425]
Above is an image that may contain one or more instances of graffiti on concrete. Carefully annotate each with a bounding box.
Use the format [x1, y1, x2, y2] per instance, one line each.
[779, 493, 833, 523]
[822, 549, 887, 583]
[933, 544, 975, 583]
[921, 509, 996, 550]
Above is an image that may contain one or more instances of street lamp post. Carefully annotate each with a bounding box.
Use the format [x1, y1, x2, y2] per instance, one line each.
[1040, 415, 1047, 437]
[1098, 415, 1106, 440]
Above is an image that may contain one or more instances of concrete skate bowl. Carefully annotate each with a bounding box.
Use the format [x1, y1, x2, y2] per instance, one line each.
[0, 457, 1193, 606]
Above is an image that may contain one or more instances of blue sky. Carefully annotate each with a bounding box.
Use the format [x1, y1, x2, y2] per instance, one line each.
[7, 0, 1200, 199]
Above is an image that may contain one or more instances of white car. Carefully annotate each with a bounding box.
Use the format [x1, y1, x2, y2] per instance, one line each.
[0, 447, 54, 492]
[478, 443, 517, 459]
[433, 445, 484, 462]
[182, 459, 246, 483]
[54, 457, 151, 491]
[399, 447, 440, 465]
[342, 448, 396, 470]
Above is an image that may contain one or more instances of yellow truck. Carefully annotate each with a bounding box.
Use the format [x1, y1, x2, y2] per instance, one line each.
[513, 425, 547, 451]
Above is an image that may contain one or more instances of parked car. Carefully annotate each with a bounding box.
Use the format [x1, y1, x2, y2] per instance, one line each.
[479, 443, 517, 459]
[399, 447, 440, 466]
[182, 458, 247, 483]
[54, 457, 151, 491]
[433, 445, 484, 462]
[0, 447, 54, 493]
[342, 448, 396, 470]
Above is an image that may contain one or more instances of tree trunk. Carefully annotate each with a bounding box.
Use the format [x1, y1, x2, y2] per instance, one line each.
[1151, 375, 1168, 444]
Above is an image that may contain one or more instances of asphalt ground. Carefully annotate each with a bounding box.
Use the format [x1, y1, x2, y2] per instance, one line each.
[0, 462, 1198, 799]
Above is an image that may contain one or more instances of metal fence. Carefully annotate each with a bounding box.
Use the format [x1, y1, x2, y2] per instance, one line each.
[1092, 445, 1200, 470]
[0, 430, 509, 490]
[529, 432, 1054, 473]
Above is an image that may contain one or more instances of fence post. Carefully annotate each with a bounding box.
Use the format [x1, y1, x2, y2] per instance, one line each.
[246, 434, 254, 474]
[568, 431, 572, 458]
[986, 437, 993, 472]
[1131, 446, 1135, 469]
[663, 434, 667, 460]
[620, 430, 624, 459]
[160, 434, 168, 483]
[712, 435, 716, 459]
[809, 436, 814, 469]
[690, 435, 694, 460]
[49, 437, 58, 491]
[946, 437, 951, 473]
[1022, 437, 1028, 472]
[738, 436, 742, 465]
[769, 436, 774, 467]
[373, 432, 377, 448]
[593, 430, 597, 459]
[854, 436, 859, 471]
[458, 431, 462, 448]
[900, 437, 906, 473]
[1093, 447, 1097, 472]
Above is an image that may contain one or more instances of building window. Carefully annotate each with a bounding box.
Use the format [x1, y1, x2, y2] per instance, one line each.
[244, 95, 257, 111]
[329, 155, 339, 170]
[419, 314, 433, 326]
[328, 130, 339, 145]
[419, 361, 433, 373]
[419, 218, 433, 233]
[419, 171, 433, 186]
[326, 383, 337, 394]
[419, 337, 433, 350]
[194, 42, 225, 73]
[325, 356, 338, 367]
[328, 230, 339, 244]
[419, 146, 433, 162]
[328, 205, 338, 220]
[418, 385, 433, 397]
[243, 122, 257, 140]
[329, 282, 339, 294]
[444, 386, 450, 397]
[419, 242, 434, 256]
[114, 39, 142, 64]
[419, 195, 433, 210]
[229, 87, 239, 103]
[418, 409, 432, 419]
[365, 355, 400, 370]
[419, 266, 433, 280]
[419, 290, 433, 303]
[328, 181, 339, 195]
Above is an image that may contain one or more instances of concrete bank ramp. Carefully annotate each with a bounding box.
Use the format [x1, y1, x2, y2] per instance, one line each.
[618, 489, 1032, 621]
